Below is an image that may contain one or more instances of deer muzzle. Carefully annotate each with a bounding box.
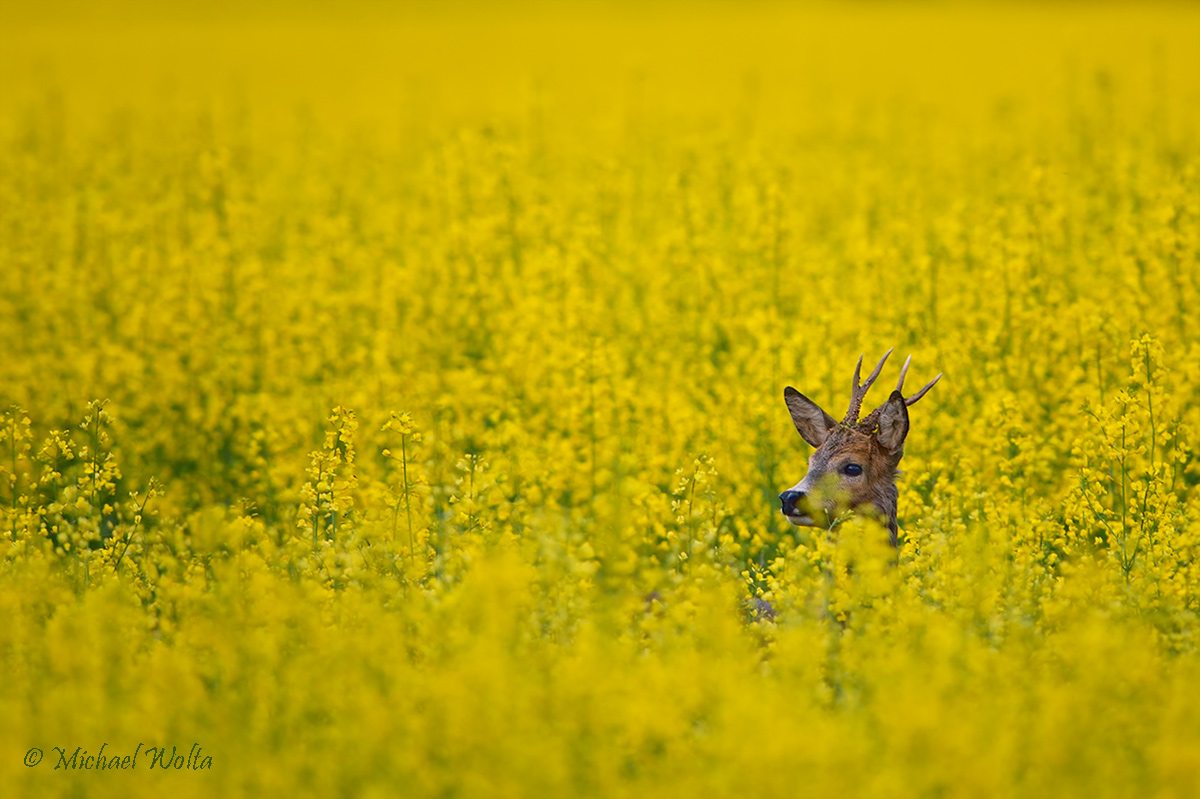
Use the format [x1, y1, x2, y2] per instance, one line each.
[778, 489, 815, 525]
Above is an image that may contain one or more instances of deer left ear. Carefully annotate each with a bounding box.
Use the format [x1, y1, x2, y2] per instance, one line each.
[875, 390, 910, 454]
[784, 387, 837, 448]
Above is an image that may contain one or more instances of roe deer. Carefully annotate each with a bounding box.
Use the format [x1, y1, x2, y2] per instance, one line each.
[778, 350, 940, 546]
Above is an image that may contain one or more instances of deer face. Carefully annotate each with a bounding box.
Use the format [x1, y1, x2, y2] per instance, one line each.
[778, 351, 940, 545]
[779, 426, 894, 527]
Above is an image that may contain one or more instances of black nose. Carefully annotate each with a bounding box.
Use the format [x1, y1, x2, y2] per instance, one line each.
[779, 490, 806, 516]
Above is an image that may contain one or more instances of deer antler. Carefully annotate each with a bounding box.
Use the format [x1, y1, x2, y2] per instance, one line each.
[895, 354, 942, 406]
[843, 349, 892, 424]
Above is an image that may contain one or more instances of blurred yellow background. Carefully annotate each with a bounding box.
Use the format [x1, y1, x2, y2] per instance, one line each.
[2, 3, 1199, 798]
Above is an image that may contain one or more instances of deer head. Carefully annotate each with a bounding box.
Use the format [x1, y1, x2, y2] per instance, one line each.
[778, 350, 940, 546]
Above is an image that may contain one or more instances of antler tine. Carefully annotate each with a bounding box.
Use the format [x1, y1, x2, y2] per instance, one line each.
[843, 349, 892, 423]
[904, 373, 942, 406]
[863, 348, 892, 392]
[843, 354, 864, 424]
[896, 354, 912, 393]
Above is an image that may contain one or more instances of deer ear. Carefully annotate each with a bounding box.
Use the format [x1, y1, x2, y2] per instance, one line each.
[875, 390, 910, 454]
[784, 387, 837, 448]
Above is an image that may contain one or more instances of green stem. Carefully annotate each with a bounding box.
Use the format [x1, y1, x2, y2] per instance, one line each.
[1120, 420, 1128, 567]
[1145, 348, 1155, 467]
[402, 435, 415, 564]
[312, 462, 322, 545]
[113, 489, 152, 571]
[686, 465, 697, 566]
[10, 416, 17, 541]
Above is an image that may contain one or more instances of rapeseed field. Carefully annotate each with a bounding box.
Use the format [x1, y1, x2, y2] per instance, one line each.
[2, 1, 1199, 797]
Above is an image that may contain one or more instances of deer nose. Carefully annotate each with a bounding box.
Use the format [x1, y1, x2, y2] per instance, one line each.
[779, 490, 806, 516]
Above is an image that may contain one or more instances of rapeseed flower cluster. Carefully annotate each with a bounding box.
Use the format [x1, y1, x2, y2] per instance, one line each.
[2, 2, 1199, 797]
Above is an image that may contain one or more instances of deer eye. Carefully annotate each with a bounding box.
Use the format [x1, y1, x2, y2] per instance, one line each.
[841, 463, 864, 477]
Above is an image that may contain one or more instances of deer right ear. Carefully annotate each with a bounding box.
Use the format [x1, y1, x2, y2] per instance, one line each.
[784, 387, 837, 448]
[874, 390, 910, 454]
